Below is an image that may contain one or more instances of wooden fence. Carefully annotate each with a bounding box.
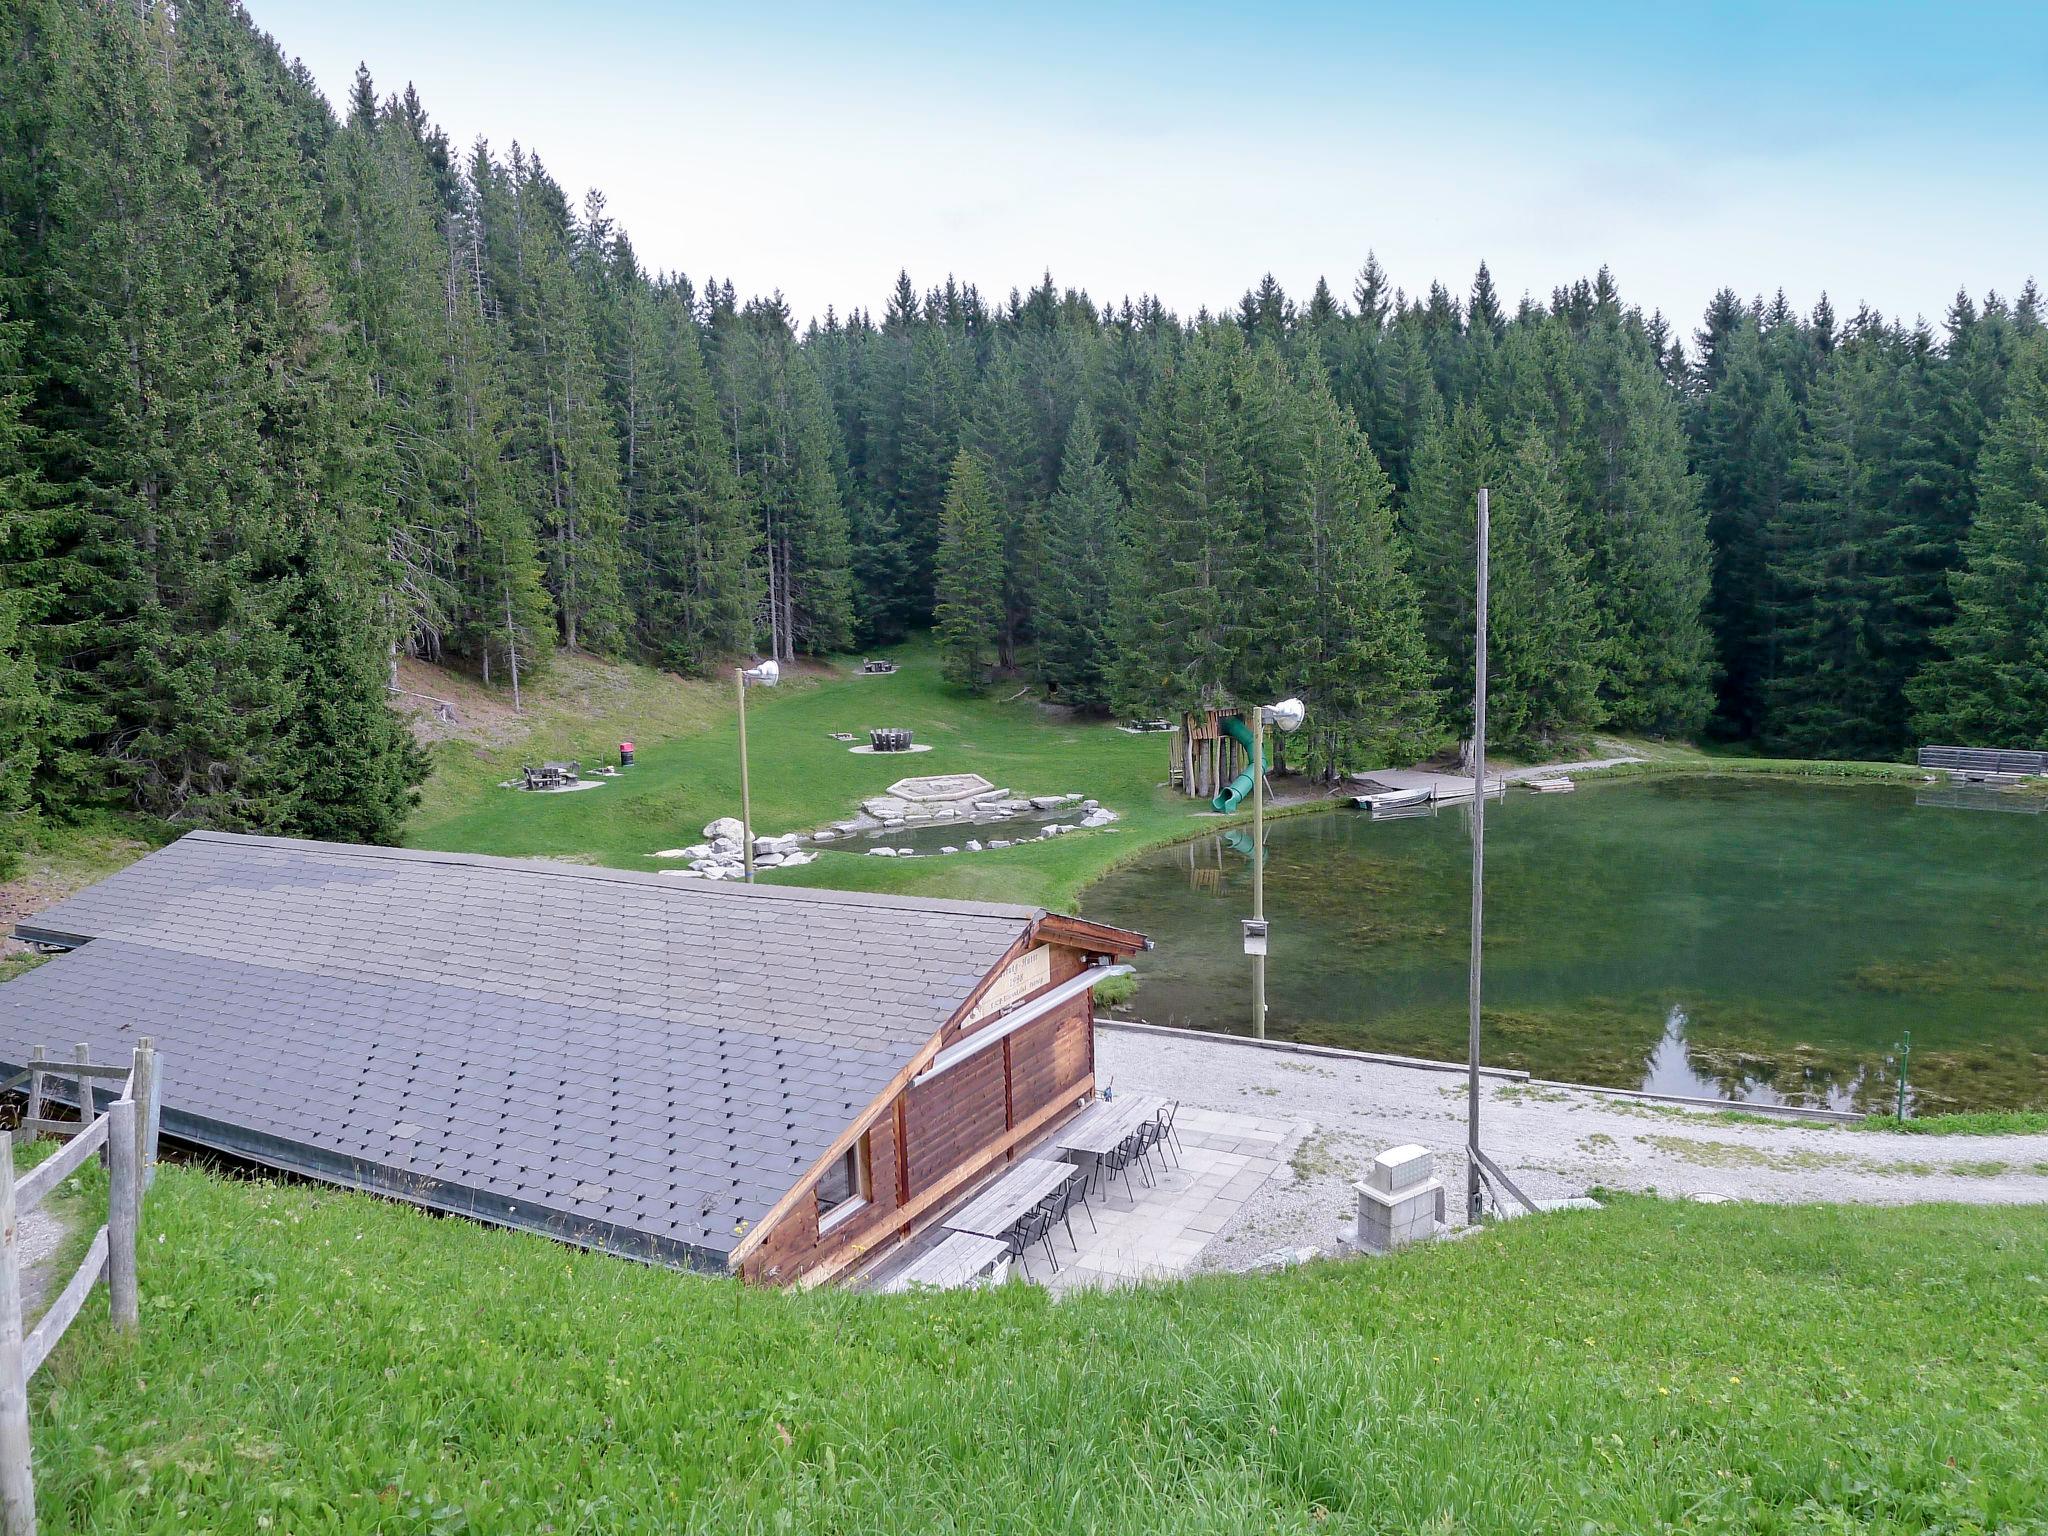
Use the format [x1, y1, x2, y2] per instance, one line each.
[0, 1040, 161, 1536]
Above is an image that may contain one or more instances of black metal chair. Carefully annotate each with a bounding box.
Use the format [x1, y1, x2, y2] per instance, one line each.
[1007, 1205, 1060, 1274]
[1157, 1101, 1184, 1164]
[1038, 1176, 1095, 1249]
[1096, 1138, 1142, 1201]
[1133, 1117, 1167, 1180]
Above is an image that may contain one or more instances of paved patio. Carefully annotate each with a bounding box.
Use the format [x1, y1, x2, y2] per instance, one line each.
[1024, 1105, 1307, 1292]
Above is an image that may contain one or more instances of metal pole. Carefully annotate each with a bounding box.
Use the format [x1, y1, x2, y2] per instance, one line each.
[737, 668, 755, 883]
[1467, 487, 1490, 1226]
[1251, 709, 1266, 1040]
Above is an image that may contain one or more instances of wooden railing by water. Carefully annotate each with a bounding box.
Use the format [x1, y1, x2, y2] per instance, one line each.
[0, 1040, 162, 1536]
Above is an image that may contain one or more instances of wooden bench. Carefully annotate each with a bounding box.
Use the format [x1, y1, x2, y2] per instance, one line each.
[1919, 745, 2048, 779]
[875, 1232, 1010, 1293]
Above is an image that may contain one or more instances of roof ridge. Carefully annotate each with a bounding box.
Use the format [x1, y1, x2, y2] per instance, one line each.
[178, 830, 1046, 922]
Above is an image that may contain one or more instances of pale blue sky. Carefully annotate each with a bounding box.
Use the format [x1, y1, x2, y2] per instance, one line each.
[256, 1, 2046, 331]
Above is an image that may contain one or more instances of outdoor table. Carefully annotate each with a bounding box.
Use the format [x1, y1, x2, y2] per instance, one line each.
[1050, 1093, 1167, 1196]
[942, 1157, 1079, 1239]
[1049, 1092, 1166, 1158]
[877, 1231, 1010, 1293]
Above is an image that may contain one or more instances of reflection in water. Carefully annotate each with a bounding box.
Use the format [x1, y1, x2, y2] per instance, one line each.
[1640, 1007, 1877, 1111]
[1083, 779, 2048, 1112]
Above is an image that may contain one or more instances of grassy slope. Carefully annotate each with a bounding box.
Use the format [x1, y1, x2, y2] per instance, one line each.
[29, 1169, 2048, 1535]
[0, 811, 173, 981]
[405, 640, 1312, 914]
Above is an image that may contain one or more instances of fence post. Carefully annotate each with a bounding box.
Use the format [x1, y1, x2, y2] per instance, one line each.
[131, 1041, 159, 1193]
[107, 1100, 138, 1336]
[69, 1047, 89, 1142]
[19, 1054, 40, 1147]
[0, 1132, 36, 1535]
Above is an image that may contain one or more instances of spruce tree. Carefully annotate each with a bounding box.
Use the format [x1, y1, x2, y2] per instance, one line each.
[934, 450, 1003, 687]
[1293, 363, 1442, 776]
[1908, 339, 2048, 747]
[1112, 328, 1251, 717]
[0, 305, 46, 872]
[1593, 353, 1715, 734]
[497, 151, 627, 653]
[1036, 405, 1123, 711]
[1401, 402, 1500, 719]
[1761, 343, 1898, 758]
[1487, 427, 1600, 751]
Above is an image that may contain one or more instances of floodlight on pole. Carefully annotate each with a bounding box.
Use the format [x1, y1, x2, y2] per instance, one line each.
[736, 659, 780, 882]
[1248, 696, 1304, 1040]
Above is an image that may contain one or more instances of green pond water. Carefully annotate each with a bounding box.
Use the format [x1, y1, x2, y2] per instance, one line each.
[1081, 778, 2048, 1112]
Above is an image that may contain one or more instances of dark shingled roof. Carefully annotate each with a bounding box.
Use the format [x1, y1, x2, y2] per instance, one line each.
[2, 832, 1042, 1267]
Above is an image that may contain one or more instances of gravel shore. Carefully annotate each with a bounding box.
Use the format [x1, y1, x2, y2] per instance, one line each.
[1095, 1023, 2048, 1272]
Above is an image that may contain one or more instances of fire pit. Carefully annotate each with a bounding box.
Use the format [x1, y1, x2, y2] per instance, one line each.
[869, 728, 915, 752]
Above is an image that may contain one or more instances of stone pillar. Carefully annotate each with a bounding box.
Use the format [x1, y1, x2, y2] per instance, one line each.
[1352, 1144, 1445, 1254]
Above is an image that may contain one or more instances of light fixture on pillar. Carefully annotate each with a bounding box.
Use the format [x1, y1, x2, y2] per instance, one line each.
[1248, 696, 1304, 1038]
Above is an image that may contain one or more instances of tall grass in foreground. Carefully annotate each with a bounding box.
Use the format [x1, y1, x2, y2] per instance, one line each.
[27, 1171, 2048, 1534]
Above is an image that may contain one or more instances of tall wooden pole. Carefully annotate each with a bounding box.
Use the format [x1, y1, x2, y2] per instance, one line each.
[736, 667, 755, 883]
[1251, 709, 1266, 1040]
[1467, 487, 1490, 1226]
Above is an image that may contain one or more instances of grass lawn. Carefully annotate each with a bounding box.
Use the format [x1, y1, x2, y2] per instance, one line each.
[405, 640, 1312, 914]
[26, 1170, 2048, 1534]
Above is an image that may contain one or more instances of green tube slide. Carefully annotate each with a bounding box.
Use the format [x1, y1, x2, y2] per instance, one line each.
[1211, 713, 1262, 812]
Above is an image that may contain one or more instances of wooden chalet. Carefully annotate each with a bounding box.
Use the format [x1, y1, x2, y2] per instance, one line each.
[0, 833, 1147, 1287]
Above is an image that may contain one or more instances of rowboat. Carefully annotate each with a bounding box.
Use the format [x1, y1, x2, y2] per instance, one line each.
[1353, 787, 1434, 813]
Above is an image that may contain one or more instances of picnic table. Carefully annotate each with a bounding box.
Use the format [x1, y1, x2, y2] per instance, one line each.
[1049, 1092, 1167, 1157]
[876, 1231, 1010, 1293]
[942, 1157, 1078, 1239]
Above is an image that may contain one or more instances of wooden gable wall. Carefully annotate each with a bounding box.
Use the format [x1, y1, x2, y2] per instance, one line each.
[736, 934, 1111, 1287]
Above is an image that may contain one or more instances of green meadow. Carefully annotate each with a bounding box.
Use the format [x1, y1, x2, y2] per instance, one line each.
[405, 640, 1308, 913]
[23, 1167, 2047, 1535]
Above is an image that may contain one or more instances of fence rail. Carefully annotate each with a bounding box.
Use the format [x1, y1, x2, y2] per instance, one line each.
[0, 1040, 161, 1536]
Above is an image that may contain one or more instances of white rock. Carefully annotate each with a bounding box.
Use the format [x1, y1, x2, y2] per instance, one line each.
[651, 848, 691, 859]
[753, 833, 801, 855]
[779, 850, 817, 867]
[869, 847, 897, 857]
[964, 840, 983, 852]
[939, 846, 959, 855]
[703, 816, 745, 842]
[814, 830, 837, 842]
[754, 853, 784, 868]
[683, 843, 714, 859]
[1080, 809, 1118, 828]
[990, 839, 1011, 849]
[895, 847, 914, 856]
[1251, 1246, 1318, 1271]
[1029, 795, 1066, 810]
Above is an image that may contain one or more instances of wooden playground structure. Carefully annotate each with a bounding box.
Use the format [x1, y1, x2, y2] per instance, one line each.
[1169, 708, 1264, 809]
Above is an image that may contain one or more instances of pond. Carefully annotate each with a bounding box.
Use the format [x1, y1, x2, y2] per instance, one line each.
[1081, 778, 2048, 1112]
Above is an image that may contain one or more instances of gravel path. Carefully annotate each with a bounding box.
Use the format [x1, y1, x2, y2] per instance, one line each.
[16, 1208, 67, 1319]
[1096, 1025, 2048, 1272]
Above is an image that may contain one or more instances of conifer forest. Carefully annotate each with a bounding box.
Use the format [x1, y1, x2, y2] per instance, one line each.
[3, 1, 2046, 863]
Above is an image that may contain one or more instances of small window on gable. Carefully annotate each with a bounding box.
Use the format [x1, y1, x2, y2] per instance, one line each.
[817, 1134, 871, 1230]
